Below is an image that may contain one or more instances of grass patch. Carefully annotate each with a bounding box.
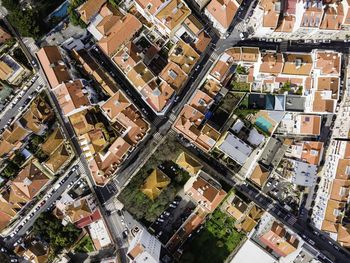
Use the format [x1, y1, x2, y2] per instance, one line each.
[74, 235, 95, 253]
[180, 209, 244, 263]
[230, 81, 250, 92]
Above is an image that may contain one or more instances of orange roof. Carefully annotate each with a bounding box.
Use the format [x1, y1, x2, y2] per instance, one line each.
[135, 0, 163, 15]
[141, 169, 171, 200]
[330, 179, 350, 202]
[11, 162, 50, 201]
[259, 222, 299, 257]
[317, 77, 339, 94]
[52, 80, 90, 115]
[335, 159, 350, 180]
[98, 14, 142, 56]
[250, 164, 269, 188]
[312, 91, 335, 113]
[186, 174, 227, 212]
[169, 40, 200, 74]
[275, 15, 296, 32]
[159, 61, 187, 93]
[0, 26, 11, 44]
[337, 225, 350, 247]
[320, 3, 344, 30]
[112, 42, 142, 72]
[0, 122, 29, 158]
[282, 53, 313, 76]
[315, 51, 341, 75]
[260, 0, 280, 29]
[300, 1, 323, 28]
[189, 89, 213, 112]
[299, 115, 321, 135]
[78, 0, 107, 24]
[259, 53, 284, 74]
[142, 81, 174, 113]
[205, 0, 239, 30]
[36, 46, 71, 88]
[300, 141, 323, 165]
[66, 198, 93, 223]
[44, 144, 71, 173]
[101, 90, 131, 121]
[241, 47, 260, 62]
[323, 199, 345, 223]
[155, 0, 191, 31]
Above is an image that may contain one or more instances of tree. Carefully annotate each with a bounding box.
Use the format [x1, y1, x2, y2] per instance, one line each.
[1, 0, 19, 12]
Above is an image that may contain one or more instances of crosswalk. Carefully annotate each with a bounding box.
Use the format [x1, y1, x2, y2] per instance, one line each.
[287, 215, 297, 225]
[210, 52, 219, 60]
[169, 113, 177, 122]
[153, 132, 163, 142]
[152, 117, 163, 127]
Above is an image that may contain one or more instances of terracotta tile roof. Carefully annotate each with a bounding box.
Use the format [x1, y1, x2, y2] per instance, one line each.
[282, 53, 313, 76]
[66, 198, 93, 223]
[21, 241, 49, 263]
[323, 199, 345, 223]
[300, 141, 323, 165]
[210, 54, 232, 82]
[159, 61, 187, 93]
[205, 0, 239, 30]
[44, 144, 71, 173]
[315, 51, 341, 75]
[300, 0, 323, 28]
[155, 0, 191, 31]
[169, 40, 200, 74]
[189, 89, 213, 112]
[41, 128, 65, 155]
[0, 60, 13, 80]
[11, 161, 50, 201]
[184, 14, 203, 35]
[299, 115, 321, 135]
[141, 168, 171, 200]
[321, 220, 338, 233]
[250, 164, 269, 188]
[112, 42, 142, 72]
[127, 62, 155, 91]
[72, 49, 117, 96]
[241, 47, 260, 62]
[330, 179, 350, 202]
[135, 0, 164, 15]
[275, 15, 295, 32]
[78, 0, 107, 24]
[0, 122, 29, 158]
[36, 46, 71, 88]
[335, 159, 350, 180]
[259, 221, 299, 257]
[142, 81, 174, 113]
[69, 109, 96, 136]
[320, 3, 344, 30]
[52, 80, 90, 116]
[101, 90, 131, 121]
[260, 0, 280, 29]
[337, 225, 350, 247]
[317, 77, 339, 94]
[202, 79, 221, 98]
[176, 152, 202, 175]
[193, 31, 211, 54]
[186, 173, 226, 212]
[98, 14, 142, 56]
[259, 53, 284, 74]
[312, 91, 335, 113]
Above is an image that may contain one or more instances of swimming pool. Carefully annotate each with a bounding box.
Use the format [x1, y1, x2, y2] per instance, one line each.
[255, 116, 273, 133]
[48, 1, 69, 19]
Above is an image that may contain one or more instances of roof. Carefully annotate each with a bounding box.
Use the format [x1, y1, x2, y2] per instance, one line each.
[323, 199, 345, 223]
[66, 198, 93, 223]
[259, 53, 283, 74]
[312, 91, 335, 113]
[44, 144, 71, 173]
[282, 53, 313, 76]
[112, 42, 142, 72]
[217, 132, 253, 165]
[0, 26, 11, 44]
[11, 161, 50, 201]
[41, 128, 65, 155]
[231, 239, 275, 263]
[259, 221, 299, 257]
[330, 179, 350, 202]
[22, 241, 49, 263]
[98, 14, 142, 56]
[260, 0, 280, 29]
[319, 3, 344, 30]
[52, 80, 90, 116]
[0, 60, 13, 80]
[0, 122, 29, 158]
[299, 115, 321, 135]
[176, 152, 202, 175]
[169, 40, 200, 74]
[336, 159, 350, 180]
[160, 61, 187, 93]
[185, 172, 226, 212]
[141, 169, 171, 200]
[78, 0, 107, 24]
[205, 0, 239, 30]
[143, 81, 174, 113]
[36, 46, 71, 88]
[135, 0, 163, 15]
[155, 0, 191, 31]
[101, 90, 131, 121]
[315, 51, 341, 75]
[250, 164, 269, 187]
[300, 141, 323, 165]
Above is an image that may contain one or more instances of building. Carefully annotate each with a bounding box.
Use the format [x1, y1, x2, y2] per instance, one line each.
[127, 229, 162, 263]
[52, 80, 91, 116]
[205, 0, 239, 36]
[223, 193, 264, 233]
[249, 164, 270, 188]
[14, 238, 49, 263]
[141, 169, 171, 200]
[36, 46, 71, 89]
[258, 221, 299, 258]
[184, 171, 226, 212]
[288, 159, 318, 187]
[0, 55, 30, 85]
[286, 141, 324, 165]
[88, 218, 113, 250]
[77, 0, 107, 24]
[216, 131, 253, 166]
[277, 113, 321, 136]
[231, 239, 276, 263]
[175, 152, 203, 175]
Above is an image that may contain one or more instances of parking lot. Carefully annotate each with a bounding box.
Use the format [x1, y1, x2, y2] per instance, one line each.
[149, 194, 196, 245]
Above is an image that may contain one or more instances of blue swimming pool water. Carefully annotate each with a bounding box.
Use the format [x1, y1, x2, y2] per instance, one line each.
[50, 1, 69, 18]
[255, 116, 272, 132]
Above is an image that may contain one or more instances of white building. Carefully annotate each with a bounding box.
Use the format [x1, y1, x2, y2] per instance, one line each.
[127, 229, 162, 263]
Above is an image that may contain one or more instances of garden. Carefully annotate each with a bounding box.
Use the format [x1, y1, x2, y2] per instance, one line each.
[180, 209, 244, 263]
